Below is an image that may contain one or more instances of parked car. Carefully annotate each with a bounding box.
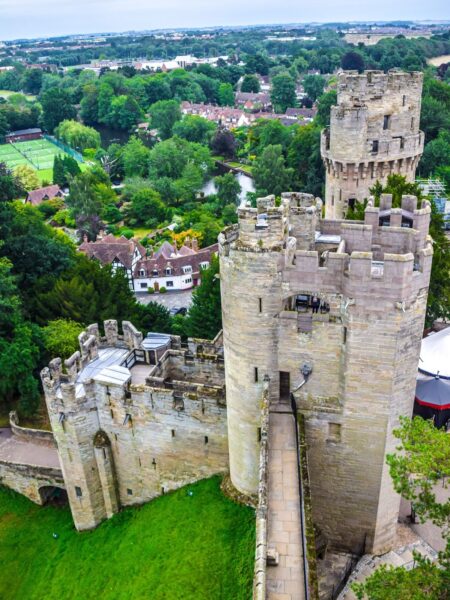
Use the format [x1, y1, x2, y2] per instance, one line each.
[169, 307, 188, 316]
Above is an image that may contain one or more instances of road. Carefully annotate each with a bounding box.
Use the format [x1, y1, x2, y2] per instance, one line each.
[0, 428, 60, 469]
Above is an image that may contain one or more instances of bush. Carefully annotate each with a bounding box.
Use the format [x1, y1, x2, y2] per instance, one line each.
[38, 198, 64, 219]
[148, 287, 155, 294]
[159, 286, 167, 293]
[52, 209, 76, 228]
[119, 228, 135, 239]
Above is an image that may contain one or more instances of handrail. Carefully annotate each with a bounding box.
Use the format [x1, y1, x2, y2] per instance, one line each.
[290, 392, 311, 600]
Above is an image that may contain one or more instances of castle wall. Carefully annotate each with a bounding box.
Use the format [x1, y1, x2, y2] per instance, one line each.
[321, 71, 424, 219]
[0, 460, 64, 504]
[41, 333, 229, 531]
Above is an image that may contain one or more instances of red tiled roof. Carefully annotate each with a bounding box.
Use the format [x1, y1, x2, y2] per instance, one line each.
[135, 243, 218, 278]
[79, 235, 146, 270]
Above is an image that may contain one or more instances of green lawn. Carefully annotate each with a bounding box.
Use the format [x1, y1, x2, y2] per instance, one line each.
[0, 476, 255, 600]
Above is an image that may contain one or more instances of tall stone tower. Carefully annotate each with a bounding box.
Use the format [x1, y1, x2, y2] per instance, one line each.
[219, 192, 433, 554]
[321, 70, 424, 219]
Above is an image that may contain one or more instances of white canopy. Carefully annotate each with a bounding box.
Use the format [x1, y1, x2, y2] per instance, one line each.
[419, 328, 450, 379]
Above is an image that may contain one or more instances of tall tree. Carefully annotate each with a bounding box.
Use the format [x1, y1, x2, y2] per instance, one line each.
[241, 74, 260, 94]
[302, 74, 325, 102]
[341, 51, 365, 72]
[184, 255, 222, 339]
[214, 172, 241, 207]
[39, 88, 76, 133]
[218, 83, 235, 107]
[122, 136, 150, 178]
[149, 99, 182, 139]
[271, 73, 297, 113]
[254, 144, 294, 197]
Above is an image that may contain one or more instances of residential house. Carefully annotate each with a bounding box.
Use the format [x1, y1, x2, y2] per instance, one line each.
[26, 184, 63, 206]
[134, 240, 217, 292]
[6, 128, 43, 143]
[235, 92, 272, 112]
[79, 233, 146, 290]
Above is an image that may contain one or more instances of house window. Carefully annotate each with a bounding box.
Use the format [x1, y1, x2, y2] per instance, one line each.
[184, 277, 192, 284]
[182, 265, 192, 274]
[200, 262, 209, 270]
[166, 281, 174, 287]
[139, 269, 145, 276]
[152, 269, 158, 277]
[165, 268, 172, 276]
[372, 140, 379, 153]
[383, 115, 390, 130]
[140, 283, 148, 289]
[75, 486, 82, 498]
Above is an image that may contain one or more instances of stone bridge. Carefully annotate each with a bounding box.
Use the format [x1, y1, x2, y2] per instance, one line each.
[0, 427, 64, 504]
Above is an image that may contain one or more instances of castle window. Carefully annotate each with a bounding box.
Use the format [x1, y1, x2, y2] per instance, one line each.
[152, 458, 157, 469]
[371, 140, 379, 154]
[383, 115, 390, 130]
[259, 298, 262, 313]
[411, 117, 414, 130]
[328, 423, 341, 442]
[254, 367, 259, 383]
[123, 413, 132, 426]
[127, 488, 133, 496]
[75, 486, 82, 498]
[402, 95, 406, 106]
[171, 429, 175, 437]
[204, 436, 208, 445]
[343, 327, 347, 345]
[258, 427, 262, 442]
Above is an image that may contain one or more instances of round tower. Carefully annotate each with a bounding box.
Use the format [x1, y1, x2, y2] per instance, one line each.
[321, 70, 424, 219]
[219, 197, 286, 496]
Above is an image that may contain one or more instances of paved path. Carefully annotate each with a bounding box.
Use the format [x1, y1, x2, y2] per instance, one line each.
[0, 428, 60, 469]
[266, 408, 306, 600]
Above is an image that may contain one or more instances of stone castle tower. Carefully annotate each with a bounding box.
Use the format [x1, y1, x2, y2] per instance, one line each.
[219, 192, 432, 554]
[321, 70, 424, 219]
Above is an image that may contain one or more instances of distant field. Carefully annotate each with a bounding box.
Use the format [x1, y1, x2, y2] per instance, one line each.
[0, 476, 255, 600]
[0, 90, 36, 100]
[427, 55, 450, 66]
[0, 138, 83, 184]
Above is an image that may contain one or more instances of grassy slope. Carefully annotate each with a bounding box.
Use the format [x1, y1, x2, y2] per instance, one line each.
[0, 476, 255, 600]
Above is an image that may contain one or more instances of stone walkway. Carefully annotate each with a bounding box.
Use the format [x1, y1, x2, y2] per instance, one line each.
[266, 409, 306, 600]
[0, 428, 60, 469]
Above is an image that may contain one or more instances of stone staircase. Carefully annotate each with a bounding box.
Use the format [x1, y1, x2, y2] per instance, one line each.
[337, 539, 438, 600]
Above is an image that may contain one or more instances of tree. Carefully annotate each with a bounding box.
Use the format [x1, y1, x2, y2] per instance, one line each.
[122, 136, 150, 178]
[215, 172, 240, 207]
[271, 73, 296, 113]
[420, 96, 450, 143]
[173, 115, 216, 145]
[42, 318, 84, 361]
[211, 127, 237, 159]
[254, 144, 294, 197]
[341, 51, 365, 72]
[0, 111, 8, 142]
[0, 163, 25, 201]
[22, 68, 43, 95]
[218, 83, 235, 107]
[302, 74, 325, 102]
[184, 255, 222, 339]
[127, 188, 167, 228]
[135, 302, 172, 335]
[149, 99, 182, 139]
[352, 417, 450, 600]
[108, 95, 143, 131]
[419, 131, 450, 177]
[55, 119, 101, 151]
[13, 164, 40, 192]
[241, 74, 260, 94]
[39, 88, 76, 133]
[53, 155, 66, 187]
[287, 124, 324, 197]
[0, 258, 41, 416]
[315, 90, 337, 128]
[79, 83, 99, 124]
[66, 170, 105, 240]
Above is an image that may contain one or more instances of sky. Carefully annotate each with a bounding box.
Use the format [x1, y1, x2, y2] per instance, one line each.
[0, 0, 448, 40]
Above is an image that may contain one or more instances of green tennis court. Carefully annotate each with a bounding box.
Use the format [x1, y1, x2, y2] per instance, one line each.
[0, 138, 82, 177]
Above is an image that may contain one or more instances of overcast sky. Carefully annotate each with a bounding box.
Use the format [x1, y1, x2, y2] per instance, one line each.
[0, 0, 448, 40]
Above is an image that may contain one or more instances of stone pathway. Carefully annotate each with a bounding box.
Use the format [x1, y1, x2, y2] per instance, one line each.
[0, 428, 60, 469]
[266, 408, 306, 600]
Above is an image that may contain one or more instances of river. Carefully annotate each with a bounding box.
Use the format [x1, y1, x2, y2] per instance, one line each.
[427, 55, 450, 67]
[201, 172, 255, 206]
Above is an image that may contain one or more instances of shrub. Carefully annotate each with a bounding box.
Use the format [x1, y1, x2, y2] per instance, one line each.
[159, 286, 167, 293]
[119, 228, 135, 239]
[148, 287, 155, 294]
[38, 197, 64, 219]
[52, 209, 76, 228]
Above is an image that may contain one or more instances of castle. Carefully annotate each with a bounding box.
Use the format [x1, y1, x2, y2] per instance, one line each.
[321, 70, 424, 219]
[38, 191, 432, 562]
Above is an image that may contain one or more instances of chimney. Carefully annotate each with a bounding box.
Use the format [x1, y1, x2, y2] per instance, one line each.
[97, 229, 105, 240]
[191, 238, 199, 252]
[83, 233, 88, 243]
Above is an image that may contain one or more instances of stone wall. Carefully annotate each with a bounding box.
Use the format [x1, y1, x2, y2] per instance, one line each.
[220, 193, 432, 555]
[9, 411, 55, 447]
[41, 323, 229, 531]
[253, 383, 270, 600]
[0, 460, 64, 504]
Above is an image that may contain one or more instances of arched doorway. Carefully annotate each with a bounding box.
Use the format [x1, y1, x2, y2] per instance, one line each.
[39, 486, 68, 506]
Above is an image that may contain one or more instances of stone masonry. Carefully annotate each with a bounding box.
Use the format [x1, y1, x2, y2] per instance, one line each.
[321, 70, 424, 219]
[40, 322, 228, 531]
[219, 191, 432, 555]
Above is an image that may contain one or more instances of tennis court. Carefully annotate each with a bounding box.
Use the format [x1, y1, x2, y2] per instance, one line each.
[0, 138, 82, 174]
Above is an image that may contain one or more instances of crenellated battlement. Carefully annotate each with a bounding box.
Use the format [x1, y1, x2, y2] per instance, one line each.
[337, 69, 423, 106]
